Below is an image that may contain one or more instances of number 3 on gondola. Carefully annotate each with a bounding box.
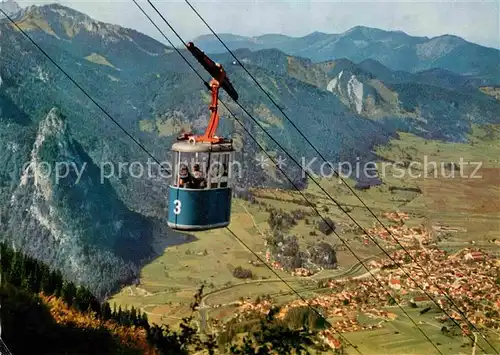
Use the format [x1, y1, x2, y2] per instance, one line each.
[173, 199, 182, 215]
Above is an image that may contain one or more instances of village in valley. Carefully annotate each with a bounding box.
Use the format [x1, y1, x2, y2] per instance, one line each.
[215, 211, 500, 352]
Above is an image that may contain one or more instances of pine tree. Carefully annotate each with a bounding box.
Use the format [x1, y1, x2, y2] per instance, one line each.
[112, 303, 118, 321]
[140, 312, 150, 330]
[89, 296, 101, 316]
[9, 253, 24, 287]
[61, 281, 77, 306]
[40, 265, 52, 294]
[30, 261, 41, 294]
[75, 286, 94, 313]
[118, 305, 124, 325]
[53, 271, 64, 297]
[130, 306, 137, 326]
[102, 302, 112, 320]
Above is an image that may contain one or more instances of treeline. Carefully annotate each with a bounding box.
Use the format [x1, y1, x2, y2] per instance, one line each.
[0, 242, 149, 330]
[0, 282, 150, 355]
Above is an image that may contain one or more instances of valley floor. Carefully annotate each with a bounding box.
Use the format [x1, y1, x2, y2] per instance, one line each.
[110, 126, 500, 354]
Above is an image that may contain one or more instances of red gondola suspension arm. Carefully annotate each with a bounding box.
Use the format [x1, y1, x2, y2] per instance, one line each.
[178, 42, 238, 144]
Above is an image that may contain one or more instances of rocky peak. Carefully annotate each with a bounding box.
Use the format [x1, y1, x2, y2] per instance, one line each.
[21, 108, 72, 189]
[8, 107, 155, 299]
[35, 107, 68, 144]
[10, 3, 167, 66]
[18, 3, 133, 41]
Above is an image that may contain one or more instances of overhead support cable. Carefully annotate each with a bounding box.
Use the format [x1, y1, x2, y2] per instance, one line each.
[131, 3, 362, 351]
[181, 2, 499, 352]
[136, 2, 446, 352]
[1, 6, 360, 353]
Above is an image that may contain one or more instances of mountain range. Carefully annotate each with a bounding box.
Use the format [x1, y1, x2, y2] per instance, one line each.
[0, 2, 499, 298]
[194, 27, 500, 85]
[213, 48, 499, 142]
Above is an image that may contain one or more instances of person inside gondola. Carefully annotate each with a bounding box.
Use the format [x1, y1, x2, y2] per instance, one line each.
[178, 164, 191, 188]
[191, 163, 206, 189]
[220, 163, 229, 187]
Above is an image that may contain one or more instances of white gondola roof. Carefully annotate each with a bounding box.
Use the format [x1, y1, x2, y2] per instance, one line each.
[172, 140, 234, 152]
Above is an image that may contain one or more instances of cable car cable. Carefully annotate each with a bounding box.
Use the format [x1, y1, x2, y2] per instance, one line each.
[134, 2, 443, 352]
[186, 2, 499, 348]
[2, 4, 475, 353]
[133, 5, 448, 354]
[132, 1, 213, 90]
[130, 9, 360, 351]
[181, 2, 498, 351]
[0, 9, 171, 176]
[138, 3, 491, 352]
[176, 3, 497, 350]
[220, 98, 443, 355]
[218, 80, 493, 354]
[2, 7, 360, 351]
[0, 6, 448, 354]
[141, 1, 487, 351]
[143, 1, 483, 349]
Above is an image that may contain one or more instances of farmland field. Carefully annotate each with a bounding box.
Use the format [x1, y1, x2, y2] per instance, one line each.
[344, 306, 500, 355]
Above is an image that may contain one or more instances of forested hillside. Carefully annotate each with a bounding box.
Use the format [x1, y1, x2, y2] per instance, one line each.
[0, 242, 155, 354]
[0, 242, 328, 354]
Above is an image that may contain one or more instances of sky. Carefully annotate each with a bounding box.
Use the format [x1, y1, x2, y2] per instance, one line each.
[14, 0, 500, 49]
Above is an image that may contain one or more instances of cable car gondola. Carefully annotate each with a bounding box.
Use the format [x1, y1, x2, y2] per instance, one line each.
[167, 42, 237, 231]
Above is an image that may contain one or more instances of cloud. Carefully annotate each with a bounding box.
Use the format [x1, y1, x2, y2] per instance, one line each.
[15, 0, 500, 49]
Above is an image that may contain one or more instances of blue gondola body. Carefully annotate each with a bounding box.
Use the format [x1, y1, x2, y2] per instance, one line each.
[167, 186, 232, 230]
[165, 42, 237, 232]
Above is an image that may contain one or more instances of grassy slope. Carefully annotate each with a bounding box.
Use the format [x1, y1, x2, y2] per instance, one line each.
[110, 125, 500, 352]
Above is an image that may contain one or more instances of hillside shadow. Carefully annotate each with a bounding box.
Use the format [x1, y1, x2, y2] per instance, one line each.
[73, 140, 201, 270]
[0, 92, 32, 126]
[146, 218, 199, 258]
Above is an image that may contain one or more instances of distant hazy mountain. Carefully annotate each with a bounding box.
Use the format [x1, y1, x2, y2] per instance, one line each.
[193, 26, 500, 85]
[211, 48, 500, 142]
[0, 0, 20, 16]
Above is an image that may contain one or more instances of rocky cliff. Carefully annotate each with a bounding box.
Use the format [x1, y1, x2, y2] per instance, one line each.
[2, 108, 157, 298]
